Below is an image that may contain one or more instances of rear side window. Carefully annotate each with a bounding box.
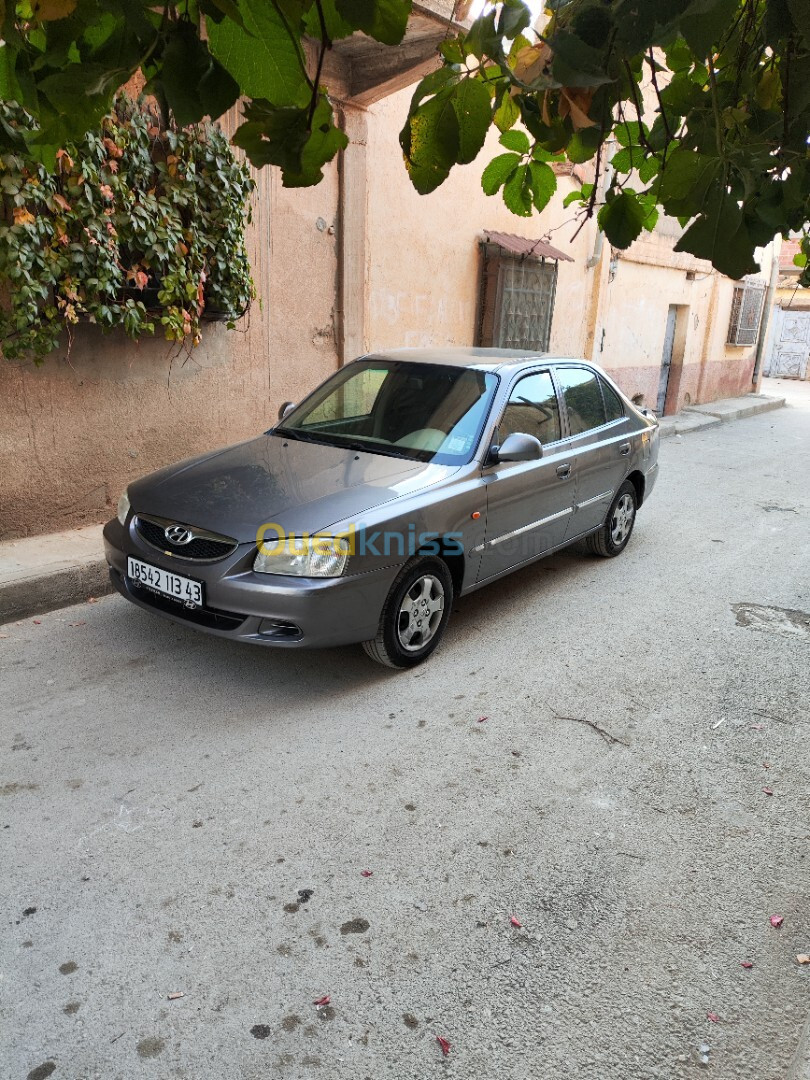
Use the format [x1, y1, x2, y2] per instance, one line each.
[555, 367, 607, 435]
[600, 377, 625, 422]
[500, 371, 561, 445]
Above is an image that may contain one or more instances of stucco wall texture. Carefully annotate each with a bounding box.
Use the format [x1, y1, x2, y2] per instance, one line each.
[0, 86, 766, 539]
[0, 133, 342, 540]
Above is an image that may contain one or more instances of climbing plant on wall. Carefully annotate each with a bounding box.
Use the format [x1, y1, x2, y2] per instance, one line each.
[0, 96, 255, 362]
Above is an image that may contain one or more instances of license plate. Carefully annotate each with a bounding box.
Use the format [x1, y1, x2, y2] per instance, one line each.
[127, 556, 204, 607]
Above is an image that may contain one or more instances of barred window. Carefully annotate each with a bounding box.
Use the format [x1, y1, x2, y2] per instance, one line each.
[727, 281, 766, 346]
[478, 248, 558, 351]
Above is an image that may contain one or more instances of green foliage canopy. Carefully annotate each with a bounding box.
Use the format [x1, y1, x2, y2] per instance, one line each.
[1, 0, 809, 283]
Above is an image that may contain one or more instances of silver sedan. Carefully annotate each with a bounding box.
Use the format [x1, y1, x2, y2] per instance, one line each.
[104, 349, 660, 667]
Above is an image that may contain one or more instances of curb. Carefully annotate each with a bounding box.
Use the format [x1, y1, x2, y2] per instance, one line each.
[0, 559, 112, 625]
[684, 394, 786, 423]
[658, 393, 785, 439]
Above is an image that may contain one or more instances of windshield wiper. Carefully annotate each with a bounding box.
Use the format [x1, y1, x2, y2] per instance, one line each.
[330, 437, 413, 459]
[275, 427, 412, 459]
[274, 426, 323, 444]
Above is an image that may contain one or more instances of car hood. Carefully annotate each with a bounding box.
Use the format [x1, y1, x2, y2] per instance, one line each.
[128, 433, 457, 542]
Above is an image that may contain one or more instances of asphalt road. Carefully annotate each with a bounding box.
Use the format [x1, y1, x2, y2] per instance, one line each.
[3, 380, 809, 1080]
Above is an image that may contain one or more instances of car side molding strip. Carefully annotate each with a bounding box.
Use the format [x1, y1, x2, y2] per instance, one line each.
[576, 489, 613, 510]
[489, 506, 573, 547]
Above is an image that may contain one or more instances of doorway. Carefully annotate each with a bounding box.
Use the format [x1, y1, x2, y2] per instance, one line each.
[657, 306, 677, 414]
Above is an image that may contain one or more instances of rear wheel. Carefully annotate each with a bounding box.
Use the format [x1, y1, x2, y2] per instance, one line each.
[586, 480, 637, 557]
[362, 557, 453, 669]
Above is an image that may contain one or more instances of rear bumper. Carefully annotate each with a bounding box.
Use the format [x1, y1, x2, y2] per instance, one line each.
[103, 519, 396, 649]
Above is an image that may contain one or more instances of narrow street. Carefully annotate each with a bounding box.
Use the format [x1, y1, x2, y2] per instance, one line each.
[2, 380, 809, 1080]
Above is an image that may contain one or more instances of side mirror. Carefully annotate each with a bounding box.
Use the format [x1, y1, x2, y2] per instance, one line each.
[492, 432, 543, 463]
[278, 401, 296, 421]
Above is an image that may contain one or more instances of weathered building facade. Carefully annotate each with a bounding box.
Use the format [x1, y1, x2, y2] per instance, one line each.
[0, 3, 777, 539]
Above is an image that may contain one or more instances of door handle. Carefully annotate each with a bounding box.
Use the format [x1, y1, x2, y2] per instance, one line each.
[556, 463, 571, 479]
[619, 442, 631, 456]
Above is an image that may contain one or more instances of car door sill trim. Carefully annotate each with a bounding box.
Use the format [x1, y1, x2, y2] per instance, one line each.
[576, 489, 613, 510]
[488, 506, 573, 547]
[464, 525, 603, 594]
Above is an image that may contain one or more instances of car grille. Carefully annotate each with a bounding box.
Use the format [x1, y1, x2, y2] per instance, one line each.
[135, 515, 237, 562]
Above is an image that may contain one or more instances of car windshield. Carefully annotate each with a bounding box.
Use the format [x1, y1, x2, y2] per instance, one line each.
[274, 360, 499, 464]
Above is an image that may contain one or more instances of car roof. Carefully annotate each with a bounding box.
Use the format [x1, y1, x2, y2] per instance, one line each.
[362, 347, 590, 373]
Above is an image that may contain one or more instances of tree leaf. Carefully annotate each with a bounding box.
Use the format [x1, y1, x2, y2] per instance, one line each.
[680, 0, 741, 58]
[159, 23, 216, 127]
[30, 0, 77, 20]
[498, 0, 531, 39]
[481, 151, 521, 194]
[494, 90, 520, 133]
[282, 95, 349, 186]
[638, 154, 661, 182]
[232, 101, 310, 171]
[452, 77, 492, 164]
[598, 190, 647, 248]
[303, 0, 355, 40]
[567, 127, 600, 163]
[199, 58, 240, 120]
[674, 187, 758, 278]
[615, 120, 649, 147]
[465, 9, 500, 60]
[610, 145, 645, 172]
[499, 128, 530, 154]
[207, 0, 310, 108]
[528, 159, 556, 213]
[657, 150, 720, 215]
[502, 162, 532, 215]
[400, 90, 459, 195]
[755, 67, 782, 110]
[335, 0, 410, 46]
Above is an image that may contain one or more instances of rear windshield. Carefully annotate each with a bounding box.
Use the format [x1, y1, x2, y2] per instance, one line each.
[274, 360, 499, 465]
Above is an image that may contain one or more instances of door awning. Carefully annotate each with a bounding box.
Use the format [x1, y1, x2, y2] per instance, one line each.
[482, 231, 575, 263]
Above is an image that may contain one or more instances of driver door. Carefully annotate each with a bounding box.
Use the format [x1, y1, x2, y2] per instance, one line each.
[477, 370, 575, 583]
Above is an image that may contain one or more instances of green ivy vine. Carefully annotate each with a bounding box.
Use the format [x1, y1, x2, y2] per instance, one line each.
[0, 95, 255, 363]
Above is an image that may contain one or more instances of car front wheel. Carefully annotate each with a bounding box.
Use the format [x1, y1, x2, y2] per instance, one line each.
[362, 556, 453, 669]
[586, 480, 638, 557]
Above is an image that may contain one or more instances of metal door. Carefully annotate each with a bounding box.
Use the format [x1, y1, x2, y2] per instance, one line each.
[765, 307, 810, 379]
[657, 305, 677, 414]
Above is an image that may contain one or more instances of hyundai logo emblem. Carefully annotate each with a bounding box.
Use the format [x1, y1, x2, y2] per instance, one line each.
[165, 524, 194, 545]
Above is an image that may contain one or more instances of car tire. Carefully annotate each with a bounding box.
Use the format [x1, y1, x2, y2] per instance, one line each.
[362, 556, 453, 669]
[586, 479, 638, 558]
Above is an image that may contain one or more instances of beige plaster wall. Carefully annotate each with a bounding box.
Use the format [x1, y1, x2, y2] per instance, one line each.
[362, 88, 597, 361]
[0, 131, 341, 540]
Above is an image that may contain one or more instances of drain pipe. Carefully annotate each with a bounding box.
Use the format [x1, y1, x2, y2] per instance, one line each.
[751, 246, 780, 390]
[586, 139, 616, 270]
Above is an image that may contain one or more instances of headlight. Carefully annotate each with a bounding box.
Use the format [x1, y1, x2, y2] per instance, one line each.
[117, 489, 130, 526]
[254, 535, 349, 578]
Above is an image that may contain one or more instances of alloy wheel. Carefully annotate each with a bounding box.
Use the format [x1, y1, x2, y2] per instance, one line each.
[396, 574, 445, 652]
[610, 492, 635, 546]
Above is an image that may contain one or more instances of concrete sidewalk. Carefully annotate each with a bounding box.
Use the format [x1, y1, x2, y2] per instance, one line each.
[657, 389, 785, 438]
[0, 386, 788, 625]
[0, 524, 110, 625]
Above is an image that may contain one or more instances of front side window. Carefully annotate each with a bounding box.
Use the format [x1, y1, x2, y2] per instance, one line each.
[275, 360, 499, 465]
[555, 367, 608, 436]
[499, 371, 561, 445]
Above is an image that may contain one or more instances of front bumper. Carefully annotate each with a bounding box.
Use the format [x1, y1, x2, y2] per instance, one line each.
[103, 518, 397, 649]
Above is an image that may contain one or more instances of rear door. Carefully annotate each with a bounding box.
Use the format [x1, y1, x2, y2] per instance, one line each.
[477, 370, 576, 583]
[553, 365, 632, 537]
